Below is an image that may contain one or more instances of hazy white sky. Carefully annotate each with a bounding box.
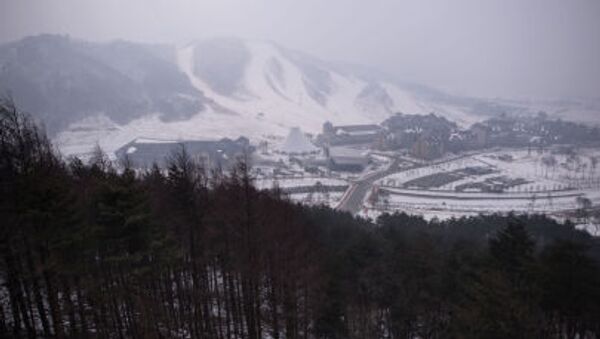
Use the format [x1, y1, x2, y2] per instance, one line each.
[1, 0, 599, 100]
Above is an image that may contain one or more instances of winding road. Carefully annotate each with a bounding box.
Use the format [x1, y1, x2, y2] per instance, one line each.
[336, 151, 485, 215]
[336, 158, 403, 214]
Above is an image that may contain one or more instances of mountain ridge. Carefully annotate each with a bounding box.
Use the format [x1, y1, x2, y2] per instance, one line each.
[1, 35, 597, 158]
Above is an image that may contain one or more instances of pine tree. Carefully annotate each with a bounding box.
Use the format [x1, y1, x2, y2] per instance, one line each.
[538, 240, 600, 337]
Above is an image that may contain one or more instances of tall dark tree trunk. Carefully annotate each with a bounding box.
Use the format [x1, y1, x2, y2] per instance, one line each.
[44, 269, 63, 338]
[24, 242, 51, 337]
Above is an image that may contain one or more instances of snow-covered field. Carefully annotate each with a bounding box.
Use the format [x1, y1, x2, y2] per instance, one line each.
[377, 187, 600, 214]
[288, 191, 345, 209]
[369, 148, 600, 220]
[576, 223, 600, 237]
[378, 148, 600, 190]
[253, 175, 348, 209]
[54, 39, 489, 160]
[54, 110, 267, 160]
[376, 157, 488, 189]
[254, 177, 348, 190]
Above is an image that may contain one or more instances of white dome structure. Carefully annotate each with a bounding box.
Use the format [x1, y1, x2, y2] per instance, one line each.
[281, 127, 319, 154]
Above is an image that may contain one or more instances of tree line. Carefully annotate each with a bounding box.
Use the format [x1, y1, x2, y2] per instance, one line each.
[1, 99, 600, 338]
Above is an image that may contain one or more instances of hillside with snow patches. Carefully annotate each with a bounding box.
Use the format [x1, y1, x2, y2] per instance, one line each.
[2, 35, 595, 158]
[54, 38, 484, 158]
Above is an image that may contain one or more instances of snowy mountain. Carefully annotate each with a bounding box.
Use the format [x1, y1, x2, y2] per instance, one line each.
[0, 35, 206, 135]
[1, 35, 596, 158]
[178, 38, 488, 134]
[55, 37, 486, 157]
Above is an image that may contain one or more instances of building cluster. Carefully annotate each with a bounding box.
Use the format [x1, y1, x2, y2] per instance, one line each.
[317, 122, 383, 172]
[115, 137, 252, 168]
[380, 113, 461, 159]
[318, 122, 383, 146]
[377, 112, 600, 159]
[469, 113, 600, 149]
[325, 146, 370, 172]
[116, 111, 600, 174]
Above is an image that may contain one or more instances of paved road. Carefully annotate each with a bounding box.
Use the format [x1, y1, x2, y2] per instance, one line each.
[336, 158, 402, 214]
[336, 151, 484, 215]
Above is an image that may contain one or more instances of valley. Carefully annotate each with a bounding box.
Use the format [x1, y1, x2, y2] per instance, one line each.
[1, 35, 599, 227]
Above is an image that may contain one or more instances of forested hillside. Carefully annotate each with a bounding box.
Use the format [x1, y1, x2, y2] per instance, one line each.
[0, 35, 205, 134]
[2, 98, 600, 338]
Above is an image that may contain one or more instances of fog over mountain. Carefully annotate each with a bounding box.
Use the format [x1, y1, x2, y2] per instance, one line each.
[1, 33, 599, 158]
[1, 0, 599, 100]
[0, 35, 207, 133]
[0, 1, 599, 157]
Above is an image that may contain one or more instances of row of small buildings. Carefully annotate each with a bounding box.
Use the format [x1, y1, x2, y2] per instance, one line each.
[114, 111, 595, 172]
[318, 114, 469, 160]
[113, 113, 469, 172]
[115, 137, 252, 168]
[317, 113, 588, 160]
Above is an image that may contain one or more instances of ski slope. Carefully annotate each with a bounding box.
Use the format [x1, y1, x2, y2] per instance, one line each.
[55, 39, 485, 158]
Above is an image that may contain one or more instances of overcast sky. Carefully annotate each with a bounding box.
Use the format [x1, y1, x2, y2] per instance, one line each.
[1, 0, 599, 100]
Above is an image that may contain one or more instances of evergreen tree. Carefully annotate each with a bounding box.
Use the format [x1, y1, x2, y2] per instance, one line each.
[538, 240, 600, 337]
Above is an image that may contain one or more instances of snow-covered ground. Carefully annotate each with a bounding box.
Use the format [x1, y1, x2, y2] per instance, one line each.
[369, 147, 600, 220]
[254, 177, 348, 190]
[376, 157, 488, 188]
[378, 148, 600, 191]
[576, 223, 600, 237]
[477, 149, 600, 190]
[54, 39, 489, 160]
[289, 191, 345, 209]
[54, 110, 265, 160]
[378, 187, 600, 213]
[252, 175, 347, 209]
